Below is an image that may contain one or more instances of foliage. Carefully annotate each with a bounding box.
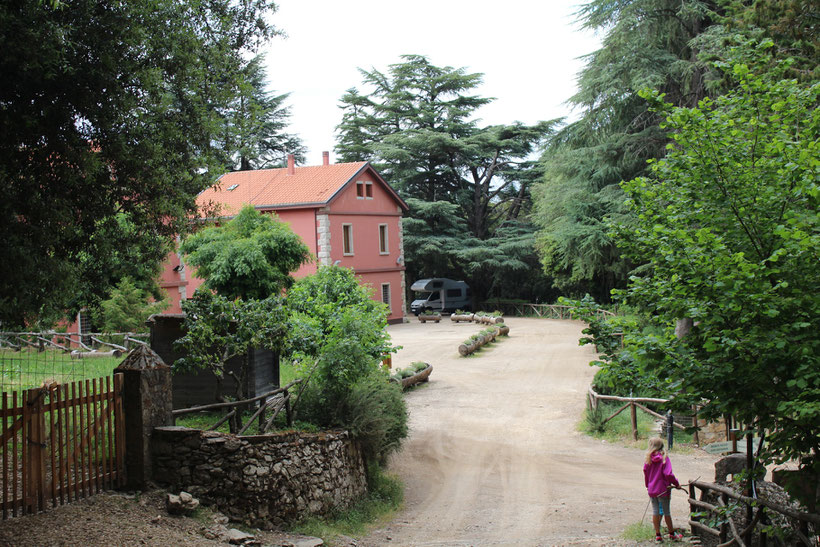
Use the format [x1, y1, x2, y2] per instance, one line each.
[559, 295, 669, 397]
[343, 372, 408, 464]
[533, 0, 721, 302]
[615, 46, 820, 470]
[0, 0, 279, 327]
[221, 55, 305, 171]
[336, 56, 555, 303]
[174, 291, 287, 403]
[284, 266, 405, 456]
[413, 362, 429, 372]
[181, 206, 310, 300]
[93, 277, 169, 333]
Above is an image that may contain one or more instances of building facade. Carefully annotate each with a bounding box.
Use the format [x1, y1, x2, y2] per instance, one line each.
[160, 154, 409, 323]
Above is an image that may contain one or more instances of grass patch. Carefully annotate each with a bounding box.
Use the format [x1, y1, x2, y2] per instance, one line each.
[579, 402, 696, 450]
[288, 464, 403, 542]
[280, 361, 298, 386]
[622, 521, 656, 541]
[0, 348, 122, 391]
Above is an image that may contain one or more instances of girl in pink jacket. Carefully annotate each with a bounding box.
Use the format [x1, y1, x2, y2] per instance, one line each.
[644, 438, 684, 542]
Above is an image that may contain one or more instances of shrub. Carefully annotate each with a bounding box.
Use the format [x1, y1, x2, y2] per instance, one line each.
[342, 371, 408, 464]
[411, 361, 428, 372]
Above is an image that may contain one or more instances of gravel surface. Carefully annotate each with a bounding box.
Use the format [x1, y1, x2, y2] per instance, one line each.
[0, 490, 311, 547]
[0, 316, 717, 547]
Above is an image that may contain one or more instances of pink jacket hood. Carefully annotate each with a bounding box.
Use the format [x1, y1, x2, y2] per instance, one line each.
[644, 451, 680, 498]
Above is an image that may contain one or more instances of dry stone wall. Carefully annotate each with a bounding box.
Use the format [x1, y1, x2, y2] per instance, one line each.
[152, 427, 367, 528]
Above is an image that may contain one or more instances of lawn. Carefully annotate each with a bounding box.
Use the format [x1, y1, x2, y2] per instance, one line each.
[0, 348, 122, 393]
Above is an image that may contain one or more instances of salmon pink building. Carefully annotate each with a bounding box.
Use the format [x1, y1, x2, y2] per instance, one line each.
[159, 153, 409, 323]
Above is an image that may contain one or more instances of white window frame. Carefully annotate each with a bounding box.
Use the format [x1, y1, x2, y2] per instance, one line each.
[365, 181, 373, 199]
[378, 223, 389, 255]
[342, 223, 354, 255]
[381, 283, 391, 307]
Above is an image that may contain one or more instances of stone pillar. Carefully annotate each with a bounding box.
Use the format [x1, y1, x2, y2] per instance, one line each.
[114, 345, 173, 489]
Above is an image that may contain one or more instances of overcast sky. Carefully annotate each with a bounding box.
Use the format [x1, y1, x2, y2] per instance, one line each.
[264, 1, 600, 164]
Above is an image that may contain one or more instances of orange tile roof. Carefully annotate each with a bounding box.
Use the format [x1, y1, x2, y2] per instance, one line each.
[197, 162, 369, 216]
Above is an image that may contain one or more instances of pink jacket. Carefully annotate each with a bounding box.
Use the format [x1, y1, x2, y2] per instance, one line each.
[644, 451, 680, 498]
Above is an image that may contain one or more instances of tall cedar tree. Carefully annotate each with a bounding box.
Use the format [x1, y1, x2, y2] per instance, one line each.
[336, 55, 554, 303]
[221, 55, 305, 171]
[533, 0, 819, 303]
[533, 0, 721, 302]
[0, 0, 279, 327]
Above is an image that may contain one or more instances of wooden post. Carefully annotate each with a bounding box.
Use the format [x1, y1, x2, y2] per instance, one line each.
[630, 402, 638, 441]
[719, 493, 728, 543]
[25, 388, 47, 513]
[692, 405, 699, 446]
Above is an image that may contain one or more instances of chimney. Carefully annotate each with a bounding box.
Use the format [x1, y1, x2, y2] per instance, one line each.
[287, 153, 295, 175]
[322, 151, 330, 166]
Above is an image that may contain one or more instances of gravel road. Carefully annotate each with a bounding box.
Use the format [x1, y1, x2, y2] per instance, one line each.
[0, 316, 715, 547]
[360, 317, 715, 546]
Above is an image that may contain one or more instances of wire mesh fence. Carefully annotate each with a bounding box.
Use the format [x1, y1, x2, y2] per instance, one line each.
[0, 333, 147, 392]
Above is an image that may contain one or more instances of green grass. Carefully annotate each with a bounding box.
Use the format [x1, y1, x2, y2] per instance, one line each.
[622, 521, 657, 541]
[288, 464, 403, 542]
[280, 361, 298, 386]
[580, 402, 696, 450]
[0, 348, 122, 392]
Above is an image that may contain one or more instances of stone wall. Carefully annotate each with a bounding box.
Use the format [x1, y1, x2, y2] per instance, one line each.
[152, 427, 367, 528]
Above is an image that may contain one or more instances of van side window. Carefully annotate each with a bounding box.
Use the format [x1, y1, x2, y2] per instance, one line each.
[446, 289, 461, 297]
[432, 281, 443, 288]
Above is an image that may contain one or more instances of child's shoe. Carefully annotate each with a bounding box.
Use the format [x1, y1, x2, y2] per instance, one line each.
[668, 531, 683, 541]
[655, 534, 664, 542]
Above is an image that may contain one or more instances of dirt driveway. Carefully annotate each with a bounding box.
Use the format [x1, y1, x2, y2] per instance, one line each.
[361, 317, 716, 546]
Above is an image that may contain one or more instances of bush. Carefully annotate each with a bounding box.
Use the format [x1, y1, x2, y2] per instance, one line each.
[411, 361, 428, 372]
[342, 371, 408, 464]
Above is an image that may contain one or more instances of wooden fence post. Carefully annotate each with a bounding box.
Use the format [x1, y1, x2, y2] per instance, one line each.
[24, 388, 47, 514]
[630, 402, 638, 441]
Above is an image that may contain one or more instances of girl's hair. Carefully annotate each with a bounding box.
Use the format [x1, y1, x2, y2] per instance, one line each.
[645, 437, 666, 464]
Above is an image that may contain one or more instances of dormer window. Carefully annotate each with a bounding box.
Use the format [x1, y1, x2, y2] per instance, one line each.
[227, 184, 239, 191]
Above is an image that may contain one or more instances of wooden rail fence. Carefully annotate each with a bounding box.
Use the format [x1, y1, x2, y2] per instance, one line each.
[1, 374, 125, 518]
[500, 303, 616, 320]
[688, 480, 820, 546]
[587, 386, 696, 443]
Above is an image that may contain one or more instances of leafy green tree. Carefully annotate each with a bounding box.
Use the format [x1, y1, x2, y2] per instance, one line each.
[0, 0, 279, 327]
[534, 0, 721, 301]
[284, 266, 394, 419]
[175, 292, 287, 413]
[180, 206, 311, 300]
[336, 55, 554, 303]
[221, 55, 305, 171]
[616, 46, 819, 472]
[93, 278, 168, 333]
[283, 266, 407, 463]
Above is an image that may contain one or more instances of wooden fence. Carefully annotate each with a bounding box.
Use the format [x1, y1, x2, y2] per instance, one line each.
[587, 386, 696, 443]
[172, 379, 303, 435]
[492, 303, 616, 320]
[1, 374, 125, 518]
[688, 480, 820, 546]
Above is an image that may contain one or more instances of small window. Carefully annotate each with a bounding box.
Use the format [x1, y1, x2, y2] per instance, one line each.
[226, 184, 239, 191]
[342, 224, 354, 255]
[365, 182, 373, 198]
[381, 283, 391, 307]
[446, 288, 461, 298]
[356, 181, 364, 198]
[378, 224, 388, 254]
[432, 281, 443, 289]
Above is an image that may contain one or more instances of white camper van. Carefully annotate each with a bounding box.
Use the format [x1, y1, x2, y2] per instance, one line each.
[409, 278, 472, 315]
